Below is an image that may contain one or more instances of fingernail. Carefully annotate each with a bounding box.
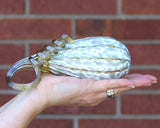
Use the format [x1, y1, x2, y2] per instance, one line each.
[152, 81, 157, 84]
[128, 85, 135, 88]
[148, 84, 152, 86]
[144, 84, 152, 86]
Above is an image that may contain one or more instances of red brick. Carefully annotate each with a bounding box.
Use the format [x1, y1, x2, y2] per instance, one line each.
[29, 43, 48, 55]
[0, 94, 15, 106]
[129, 69, 160, 90]
[0, 19, 71, 40]
[122, 95, 160, 114]
[0, 69, 10, 89]
[0, 0, 24, 14]
[127, 44, 160, 65]
[80, 119, 160, 128]
[30, 0, 116, 14]
[0, 44, 25, 64]
[111, 20, 160, 40]
[29, 119, 73, 128]
[122, 0, 160, 14]
[43, 99, 115, 115]
[76, 20, 112, 38]
[76, 20, 160, 40]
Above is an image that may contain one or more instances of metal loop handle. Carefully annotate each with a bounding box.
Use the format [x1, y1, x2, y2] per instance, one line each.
[6, 57, 41, 90]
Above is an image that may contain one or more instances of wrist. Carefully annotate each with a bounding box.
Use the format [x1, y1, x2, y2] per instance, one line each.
[0, 89, 47, 128]
[23, 88, 48, 114]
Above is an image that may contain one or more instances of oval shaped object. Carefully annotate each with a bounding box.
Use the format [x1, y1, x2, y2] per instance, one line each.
[6, 34, 131, 90]
[48, 36, 131, 80]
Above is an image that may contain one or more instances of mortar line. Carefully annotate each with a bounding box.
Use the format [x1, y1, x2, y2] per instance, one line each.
[73, 118, 79, 128]
[71, 18, 76, 39]
[37, 114, 160, 119]
[25, 42, 29, 57]
[24, 0, 30, 15]
[0, 40, 160, 44]
[36, 114, 77, 120]
[0, 65, 11, 69]
[124, 90, 160, 95]
[116, 96, 121, 117]
[131, 65, 160, 70]
[0, 90, 19, 95]
[1, 14, 160, 19]
[0, 40, 52, 44]
[0, 15, 116, 19]
[123, 40, 160, 45]
[117, 0, 122, 16]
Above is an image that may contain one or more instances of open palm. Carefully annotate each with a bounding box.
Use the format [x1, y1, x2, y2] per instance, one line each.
[35, 73, 157, 107]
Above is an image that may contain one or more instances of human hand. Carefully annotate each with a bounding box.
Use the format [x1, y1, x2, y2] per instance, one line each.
[35, 73, 157, 108]
[0, 73, 157, 128]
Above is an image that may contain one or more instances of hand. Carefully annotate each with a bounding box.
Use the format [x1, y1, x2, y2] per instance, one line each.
[35, 73, 157, 107]
[0, 73, 157, 128]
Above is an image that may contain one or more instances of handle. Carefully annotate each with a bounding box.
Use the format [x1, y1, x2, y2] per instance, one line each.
[6, 34, 73, 90]
[6, 57, 41, 90]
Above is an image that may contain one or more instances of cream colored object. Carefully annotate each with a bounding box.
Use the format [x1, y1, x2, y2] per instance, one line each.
[6, 34, 131, 90]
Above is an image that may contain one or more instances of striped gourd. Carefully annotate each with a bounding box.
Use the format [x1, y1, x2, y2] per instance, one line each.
[6, 34, 131, 90]
[48, 36, 131, 80]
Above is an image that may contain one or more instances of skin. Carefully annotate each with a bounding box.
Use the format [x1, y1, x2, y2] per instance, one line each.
[0, 73, 157, 128]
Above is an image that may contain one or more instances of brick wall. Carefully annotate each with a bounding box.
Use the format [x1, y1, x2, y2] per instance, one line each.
[0, 0, 160, 128]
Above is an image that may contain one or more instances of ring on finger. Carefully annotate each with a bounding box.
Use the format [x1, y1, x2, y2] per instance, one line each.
[106, 89, 115, 98]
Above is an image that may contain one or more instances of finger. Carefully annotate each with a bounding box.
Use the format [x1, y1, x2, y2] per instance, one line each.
[101, 88, 123, 99]
[107, 75, 157, 97]
[125, 73, 157, 83]
[142, 75, 157, 83]
[128, 74, 157, 87]
[94, 79, 134, 92]
[114, 75, 157, 96]
[104, 87, 132, 98]
[105, 74, 157, 98]
[124, 73, 142, 79]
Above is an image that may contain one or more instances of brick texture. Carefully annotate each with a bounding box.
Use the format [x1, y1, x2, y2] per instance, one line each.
[0, 69, 10, 89]
[0, 0, 24, 14]
[76, 19, 160, 40]
[0, 94, 15, 106]
[30, 0, 117, 14]
[43, 99, 116, 115]
[29, 119, 73, 128]
[121, 95, 160, 114]
[0, 44, 25, 64]
[80, 119, 160, 128]
[0, 0, 160, 128]
[29, 43, 54, 55]
[0, 19, 71, 39]
[127, 44, 160, 64]
[122, 0, 160, 14]
[76, 20, 112, 38]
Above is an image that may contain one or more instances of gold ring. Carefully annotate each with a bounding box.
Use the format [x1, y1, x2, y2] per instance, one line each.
[106, 89, 115, 98]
